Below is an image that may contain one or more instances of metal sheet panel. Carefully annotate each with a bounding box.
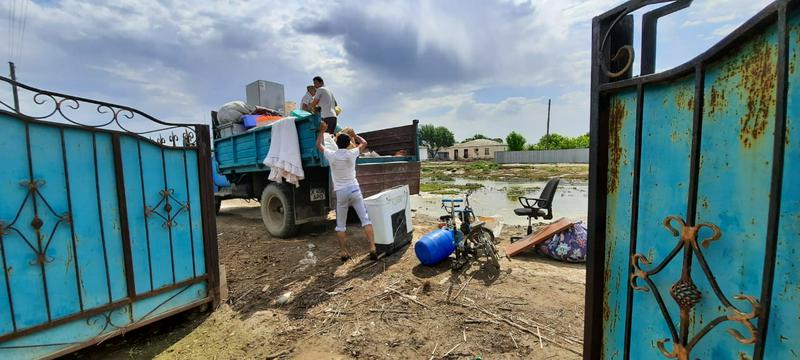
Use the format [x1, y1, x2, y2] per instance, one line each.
[494, 149, 590, 164]
[691, 22, 778, 359]
[602, 89, 637, 360]
[589, 1, 800, 359]
[0, 76, 219, 358]
[246, 80, 285, 115]
[356, 162, 421, 198]
[764, 9, 800, 359]
[628, 77, 695, 358]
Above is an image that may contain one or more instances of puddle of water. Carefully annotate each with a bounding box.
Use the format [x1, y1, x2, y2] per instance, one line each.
[412, 178, 588, 227]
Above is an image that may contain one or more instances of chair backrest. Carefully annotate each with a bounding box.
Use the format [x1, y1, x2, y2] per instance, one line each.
[537, 177, 561, 208]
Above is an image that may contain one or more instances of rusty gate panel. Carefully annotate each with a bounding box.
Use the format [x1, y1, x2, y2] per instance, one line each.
[586, 1, 799, 359]
[629, 77, 696, 358]
[764, 8, 800, 359]
[602, 89, 637, 360]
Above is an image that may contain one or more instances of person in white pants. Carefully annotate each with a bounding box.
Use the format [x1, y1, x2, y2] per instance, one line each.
[315, 121, 376, 261]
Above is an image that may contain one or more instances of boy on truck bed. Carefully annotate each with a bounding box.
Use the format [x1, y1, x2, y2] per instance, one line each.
[316, 121, 377, 261]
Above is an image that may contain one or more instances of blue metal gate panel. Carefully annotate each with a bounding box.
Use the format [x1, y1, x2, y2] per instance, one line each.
[586, 1, 800, 359]
[629, 77, 695, 358]
[0, 77, 220, 359]
[765, 10, 800, 358]
[602, 90, 637, 360]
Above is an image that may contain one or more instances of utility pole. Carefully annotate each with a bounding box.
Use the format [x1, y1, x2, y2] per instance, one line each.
[546, 98, 551, 137]
[9, 62, 20, 113]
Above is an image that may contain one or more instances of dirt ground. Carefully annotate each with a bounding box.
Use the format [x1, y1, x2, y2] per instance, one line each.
[69, 199, 586, 360]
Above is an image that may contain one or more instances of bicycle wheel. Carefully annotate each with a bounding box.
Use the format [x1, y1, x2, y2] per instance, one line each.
[469, 227, 499, 268]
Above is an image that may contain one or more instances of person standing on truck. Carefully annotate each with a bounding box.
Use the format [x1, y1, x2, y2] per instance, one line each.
[310, 76, 337, 134]
[300, 85, 316, 112]
[315, 121, 377, 261]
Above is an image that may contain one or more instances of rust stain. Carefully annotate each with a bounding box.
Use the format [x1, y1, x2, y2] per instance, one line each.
[608, 98, 627, 194]
[714, 39, 777, 148]
[675, 86, 695, 111]
[792, 24, 800, 75]
[708, 85, 727, 117]
[737, 42, 776, 148]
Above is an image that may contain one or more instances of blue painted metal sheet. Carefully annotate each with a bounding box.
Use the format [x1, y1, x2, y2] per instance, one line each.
[628, 77, 695, 358]
[592, 2, 800, 359]
[602, 89, 637, 360]
[691, 22, 778, 359]
[120, 136, 153, 294]
[764, 10, 800, 359]
[0, 78, 218, 358]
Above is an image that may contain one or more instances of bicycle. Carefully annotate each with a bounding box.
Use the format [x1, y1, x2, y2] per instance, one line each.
[440, 190, 500, 269]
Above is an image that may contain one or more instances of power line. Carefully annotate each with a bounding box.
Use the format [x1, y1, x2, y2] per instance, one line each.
[8, 0, 17, 62]
[16, 0, 30, 63]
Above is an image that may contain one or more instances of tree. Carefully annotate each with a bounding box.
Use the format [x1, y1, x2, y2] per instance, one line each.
[462, 134, 503, 143]
[462, 134, 488, 143]
[419, 124, 455, 157]
[506, 131, 527, 151]
[528, 133, 590, 150]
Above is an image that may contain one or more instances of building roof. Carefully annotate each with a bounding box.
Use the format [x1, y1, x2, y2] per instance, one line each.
[449, 139, 507, 148]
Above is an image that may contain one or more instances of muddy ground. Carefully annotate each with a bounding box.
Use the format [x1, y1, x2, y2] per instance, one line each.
[69, 199, 586, 360]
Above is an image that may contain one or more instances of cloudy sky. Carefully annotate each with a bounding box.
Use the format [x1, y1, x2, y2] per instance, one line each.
[2, 0, 772, 143]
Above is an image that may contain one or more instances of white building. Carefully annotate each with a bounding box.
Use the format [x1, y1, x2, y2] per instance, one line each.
[445, 139, 507, 161]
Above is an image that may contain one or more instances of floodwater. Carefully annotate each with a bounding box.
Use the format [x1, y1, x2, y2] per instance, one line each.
[411, 178, 589, 227]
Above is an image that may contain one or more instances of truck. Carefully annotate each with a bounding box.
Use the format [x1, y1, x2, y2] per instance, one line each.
[211, 111, 421, 238]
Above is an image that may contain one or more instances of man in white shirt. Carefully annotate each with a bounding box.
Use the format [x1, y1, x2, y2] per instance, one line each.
[310, 76, 337, 134]
[315, 121, 376, 261]
[300, 85, 316, 112]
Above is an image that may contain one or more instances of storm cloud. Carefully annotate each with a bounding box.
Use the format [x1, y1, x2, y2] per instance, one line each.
[0, 0, 774, 140]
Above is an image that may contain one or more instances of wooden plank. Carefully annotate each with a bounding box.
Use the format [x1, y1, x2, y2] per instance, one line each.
[505, 218, 573, 257]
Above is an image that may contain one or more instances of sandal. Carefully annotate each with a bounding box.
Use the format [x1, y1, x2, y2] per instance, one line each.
[369, 251, 379, 261]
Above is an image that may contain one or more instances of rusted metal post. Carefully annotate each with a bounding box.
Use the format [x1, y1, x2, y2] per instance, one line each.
[8, 62, 20, 112]
[546, 98, 551, 137]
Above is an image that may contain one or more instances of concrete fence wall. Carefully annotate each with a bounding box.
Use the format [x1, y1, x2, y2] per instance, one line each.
[494, 149, 589, 164]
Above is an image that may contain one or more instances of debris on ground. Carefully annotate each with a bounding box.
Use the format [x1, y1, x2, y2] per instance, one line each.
[69, 200, 586, 360]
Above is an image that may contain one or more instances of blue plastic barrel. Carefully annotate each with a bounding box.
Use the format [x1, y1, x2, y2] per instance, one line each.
[415, 229, 457, 266]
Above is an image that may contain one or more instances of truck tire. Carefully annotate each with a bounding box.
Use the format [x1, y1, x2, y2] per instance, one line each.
[214, 196, 222, 215]
[260, 183, 298, 238]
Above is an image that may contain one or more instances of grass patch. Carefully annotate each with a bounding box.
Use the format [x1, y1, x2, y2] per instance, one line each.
[466, 160, 499, 171]
[505, 186, 541, 201]
[421, 182, 484, 195]
[428, 174, 455, 182]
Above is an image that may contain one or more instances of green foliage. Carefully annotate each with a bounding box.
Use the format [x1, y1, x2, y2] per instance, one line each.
[467, 160, 499, 171]
[419, 124, 456, 156]
[506, 131, 527, 151]
[462, 134, 503, 143]
[528, 132, 590, 150]
[421, 182, 484, 195]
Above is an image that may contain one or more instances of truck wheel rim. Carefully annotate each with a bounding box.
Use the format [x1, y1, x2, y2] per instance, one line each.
[267, 195, 285, 227]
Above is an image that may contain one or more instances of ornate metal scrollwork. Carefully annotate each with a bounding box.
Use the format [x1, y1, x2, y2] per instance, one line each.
[0, 75, 199, 148]
[144, 188, 190, 229]
[598, 0, 692, 78]
[0, 179, 71, 266]
[630, 215, 759, 360]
